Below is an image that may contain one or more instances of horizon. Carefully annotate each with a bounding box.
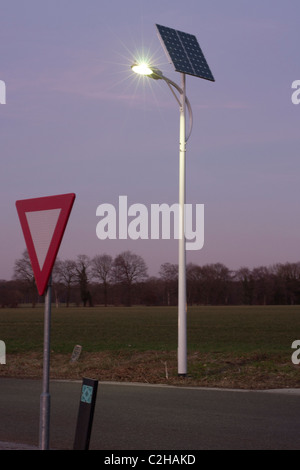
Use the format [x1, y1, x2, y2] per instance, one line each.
[1, 1, 300, 281]
[3, 248, 300, 283]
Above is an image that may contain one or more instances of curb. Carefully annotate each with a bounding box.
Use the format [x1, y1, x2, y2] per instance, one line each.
[0, 441, 38, 450]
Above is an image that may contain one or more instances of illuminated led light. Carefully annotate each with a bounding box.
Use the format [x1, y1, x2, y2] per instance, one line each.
[131, 63, 153, 76]
[131, 63, 163, 80]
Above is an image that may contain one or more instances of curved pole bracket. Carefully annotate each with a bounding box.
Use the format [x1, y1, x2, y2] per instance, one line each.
[161, 74, 193, 142]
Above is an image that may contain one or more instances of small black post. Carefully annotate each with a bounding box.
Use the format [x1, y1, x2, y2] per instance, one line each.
[73, 377, 98, 450]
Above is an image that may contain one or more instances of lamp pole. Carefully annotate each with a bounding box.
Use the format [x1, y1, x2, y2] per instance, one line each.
[132, 26, 214, 377]
[178, 73, 187, 376]
[131, 64, 191, 376]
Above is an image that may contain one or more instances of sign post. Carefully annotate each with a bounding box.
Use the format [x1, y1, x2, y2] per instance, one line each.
[73, 378, 98, 450]
[39, 274, 52, 450]
[16, 193, 75, 450]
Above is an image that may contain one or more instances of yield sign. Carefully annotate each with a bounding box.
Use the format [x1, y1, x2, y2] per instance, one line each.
[16, 193, 76, 295]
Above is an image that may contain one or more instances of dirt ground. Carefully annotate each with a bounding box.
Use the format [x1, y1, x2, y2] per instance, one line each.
[2, 350, 300, 389]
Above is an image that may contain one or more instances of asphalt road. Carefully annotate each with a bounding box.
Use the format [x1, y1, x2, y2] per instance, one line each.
[0, 378, 300, 450]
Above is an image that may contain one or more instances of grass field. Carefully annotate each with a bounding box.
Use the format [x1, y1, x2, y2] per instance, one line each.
[1, 305, 300, 389]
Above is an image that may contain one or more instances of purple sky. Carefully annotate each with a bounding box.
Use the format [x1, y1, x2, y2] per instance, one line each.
[1, 0, 300, 280]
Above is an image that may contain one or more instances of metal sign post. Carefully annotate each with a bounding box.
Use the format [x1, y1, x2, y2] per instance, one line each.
[39, 274, 52, 450]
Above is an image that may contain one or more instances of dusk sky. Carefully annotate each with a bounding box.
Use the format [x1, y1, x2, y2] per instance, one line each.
[1, 0, 300, 280]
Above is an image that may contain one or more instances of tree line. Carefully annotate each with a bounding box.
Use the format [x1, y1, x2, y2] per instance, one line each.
[1, 250, 300, 307]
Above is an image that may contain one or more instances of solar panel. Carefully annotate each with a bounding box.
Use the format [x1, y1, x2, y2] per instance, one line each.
[156, 24, 215, 82]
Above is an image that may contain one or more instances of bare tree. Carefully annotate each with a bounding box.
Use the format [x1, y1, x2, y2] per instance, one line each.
[74, 255, 92, 307]
[186, 262, 201, 305]
[159, 262, 178, 306]
[271, 262, 300, 305]
[235, 267, 254, 305]
[55, 259, 77, 307]
[91, 254, 113, 307]
[113, 251, 148, 306]
[13, 250, 37, 307]
[251, 266, 272, 305]
[199, 263, 231, 305]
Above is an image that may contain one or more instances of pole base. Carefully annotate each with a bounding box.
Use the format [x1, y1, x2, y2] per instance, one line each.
[178, 373, 187, 378]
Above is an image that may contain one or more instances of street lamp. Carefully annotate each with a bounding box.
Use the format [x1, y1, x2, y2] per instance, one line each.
[131, 63, 159, 78]
[131, 25, 214, 376]
[132, 62, 192, 376]
[131, 63, 193, 139]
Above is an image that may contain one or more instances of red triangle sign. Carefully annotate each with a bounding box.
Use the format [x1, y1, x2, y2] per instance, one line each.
[16, 193, 76, 295]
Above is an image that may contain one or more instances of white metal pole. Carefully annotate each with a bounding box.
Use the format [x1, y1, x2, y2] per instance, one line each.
[178, 73, 187, 376]
[39, 274, 52, 450]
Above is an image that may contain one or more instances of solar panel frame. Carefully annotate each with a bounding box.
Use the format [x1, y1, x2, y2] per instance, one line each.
[156, 24, 215, 82]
